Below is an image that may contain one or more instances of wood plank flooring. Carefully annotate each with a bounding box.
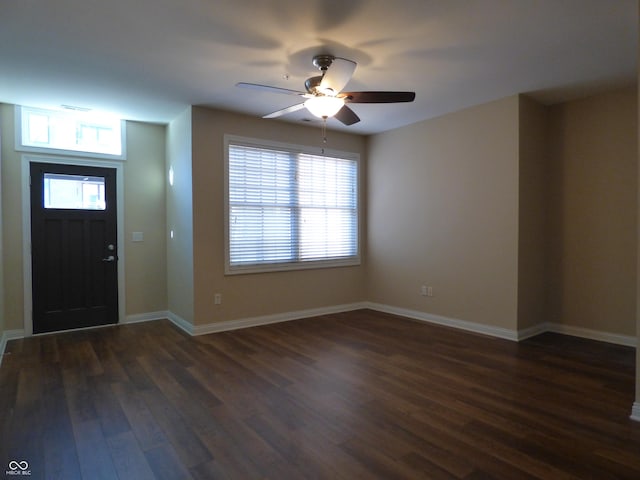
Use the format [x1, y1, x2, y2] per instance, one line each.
[1, 309, 639, 479]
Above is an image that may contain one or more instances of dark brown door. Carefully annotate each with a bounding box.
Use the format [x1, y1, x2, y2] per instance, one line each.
[30, 162, 118, 334]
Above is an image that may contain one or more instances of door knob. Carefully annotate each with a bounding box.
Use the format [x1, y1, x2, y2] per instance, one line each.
[101, 255, 116, 262]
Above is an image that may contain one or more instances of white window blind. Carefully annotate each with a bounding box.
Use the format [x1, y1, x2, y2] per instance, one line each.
[227, 140, 359, 273]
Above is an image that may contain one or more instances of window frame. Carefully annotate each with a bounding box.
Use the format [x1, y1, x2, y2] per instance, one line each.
[224, 134, 361, 275]
[15, 105, 127, 160]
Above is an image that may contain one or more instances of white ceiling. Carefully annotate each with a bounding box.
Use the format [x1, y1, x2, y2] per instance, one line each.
[0, 0, 636, 135]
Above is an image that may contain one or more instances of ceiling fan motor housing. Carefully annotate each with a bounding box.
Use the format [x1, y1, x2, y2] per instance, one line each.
[312, 54, 335, 72]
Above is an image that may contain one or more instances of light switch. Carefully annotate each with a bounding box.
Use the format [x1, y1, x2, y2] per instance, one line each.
[132, 232, 144, 242]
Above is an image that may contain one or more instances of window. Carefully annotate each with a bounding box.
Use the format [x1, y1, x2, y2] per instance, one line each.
[226, 136, 359, 274]
[17, 106, 125, 159]
[44, 173, 106, 210]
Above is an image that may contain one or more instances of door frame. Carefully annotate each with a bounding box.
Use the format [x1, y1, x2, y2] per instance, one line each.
[21, 154, 125, 336]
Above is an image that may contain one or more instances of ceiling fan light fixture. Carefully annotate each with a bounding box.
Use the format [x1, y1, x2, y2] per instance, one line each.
[304, 95, 344, 118]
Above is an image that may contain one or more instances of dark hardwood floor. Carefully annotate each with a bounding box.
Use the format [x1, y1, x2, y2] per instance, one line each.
[1, 309, 639, 479]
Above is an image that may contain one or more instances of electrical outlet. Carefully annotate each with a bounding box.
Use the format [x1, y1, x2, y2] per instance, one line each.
[420, 285, 428, 296]
[214, 293, 222, 305]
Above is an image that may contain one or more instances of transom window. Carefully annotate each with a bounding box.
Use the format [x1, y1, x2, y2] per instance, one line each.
[17, 106, 125, 159]
[225, 136, 359, 274]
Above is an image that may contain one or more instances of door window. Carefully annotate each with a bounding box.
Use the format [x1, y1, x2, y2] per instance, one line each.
[43, 173, 106, 210]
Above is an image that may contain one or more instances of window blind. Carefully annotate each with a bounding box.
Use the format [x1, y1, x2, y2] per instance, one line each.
[227, 142, 358, 273]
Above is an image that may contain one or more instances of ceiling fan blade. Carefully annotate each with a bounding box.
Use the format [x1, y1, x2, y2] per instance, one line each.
[319, 57, 357, 95]
[342, 91, 416, 103]
[236, 82, 306, 96]
[263, 103, 306, 119]
[334, 105, 360, 126]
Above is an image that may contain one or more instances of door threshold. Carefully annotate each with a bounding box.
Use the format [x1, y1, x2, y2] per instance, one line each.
[32, 322, 119, 337]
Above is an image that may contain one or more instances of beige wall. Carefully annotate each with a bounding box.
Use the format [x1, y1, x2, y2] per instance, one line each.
[366, 89, 637, 338]
[547, 87, 638, 337]
[189, 107, 367, 326]
[635, 17, 639, 404]
[1, 104, 25, 330]
[124, 121, 168, 316]
[0, 112, 4, 335]
[0, 104, 167, 330]
[166, 108, 195, 323]
[517, 96, 549, 331]
[367, 96, 521, 330]
[635, 2, 640, 415]
[1, 87, 637, 347]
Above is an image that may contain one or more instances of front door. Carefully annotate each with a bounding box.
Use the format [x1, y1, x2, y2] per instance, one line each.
[30, 162, 118, 334]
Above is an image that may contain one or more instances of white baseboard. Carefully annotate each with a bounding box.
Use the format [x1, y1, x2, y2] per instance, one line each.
[123, 311, 170, 325]
[631, 402, 640, 422]
[191, 302, 368, 336]
[516, 323, 549, 341]
[365, 302, 520, 341]
[362, 303, 638, 347]
[3, 305, 636, 348]
[545, 322, 637, 347]
[166, 311, 195, 335]
[164, 303, 367, 337]
[0, 329, 25, 368]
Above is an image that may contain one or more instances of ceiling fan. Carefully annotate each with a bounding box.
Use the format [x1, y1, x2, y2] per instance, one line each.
[236, 54, 415, 126]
